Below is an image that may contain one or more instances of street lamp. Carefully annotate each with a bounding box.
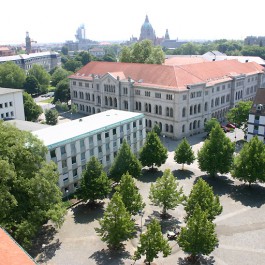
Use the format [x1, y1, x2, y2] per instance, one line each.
[162, 134, 166, 147]
[138, 210, 144, 234]
[66, 189, 69, 201]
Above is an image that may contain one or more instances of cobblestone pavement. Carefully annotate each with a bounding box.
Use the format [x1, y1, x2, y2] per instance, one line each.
[34, 129, 265, 265]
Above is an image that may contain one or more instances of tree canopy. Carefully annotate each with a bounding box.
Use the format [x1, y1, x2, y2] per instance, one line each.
[115, 172, 145, 215]
[119, 40, 165, 64]
[79, 157, 111, 204]
[23, 92, 42, 121]
[109, 140, 142, 182]
[133, 219, 171, 264]
[198, 125, 235, 177]
[95, 192, 135, 249]
[53, 78, 70, 103]
[28, 64, 50, 93]
[0, 122, 66, 248]
[45, 108, 58, 125]
[178, 204, 218, 262]
[232, 136, 265, 185]
[149, 169, 185, 217]
[23, 75, 39, 95]
[0, 61, 26, 89]
[139, 131, 168, 169]
[51, 68, 72, 87]
[174, 138, 195, 170]
[185, 178, 222, 221]
[204, 118, 220, 133]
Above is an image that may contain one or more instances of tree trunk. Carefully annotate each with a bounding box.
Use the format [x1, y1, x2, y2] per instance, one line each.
[182, 163, 184, 170]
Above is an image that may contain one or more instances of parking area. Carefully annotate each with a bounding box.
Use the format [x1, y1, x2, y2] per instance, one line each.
[32, 129, 265, 265]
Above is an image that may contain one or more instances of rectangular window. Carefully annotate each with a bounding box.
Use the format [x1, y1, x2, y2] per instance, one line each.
[127, 124, 130, 130]
[62, 159, 67, 168]
[71, 143, 76, 153]
[139, 119, 142, 126]
[80, 139, 85, 148]
[155, 93, 161, 98]
[90, 149, 94, 156]
[61, 146, 66, 155]
[183, 95, 187, 100]
[50, 149, 56, 158]
[113, 128, 116, 135]
[145, 91, 150, 97]
[89, 136, 93, 144]
[81, 152, 86, 161]
[5, 103, 8, 108]
[0, 104, 2, 109]
[73, 81, 76, 85]
[106, 143, 110, 151]
[133, 121, 136, 128]
[73, 169, 78, 178]
[72, 156, 76, 164]
[133, 132, 137, 138]
[166, 94, 173, 100]
[105, 132, 109, 138]
[10, 111, 14, 116]
[85, 83, 89, 87]
[98, 146, 102, 153]
[9, 102, 13, 107]
[79, 82, 82, 86]
[106, 155, 110, 162]
[97, 134, 101, 141]
[135, 90, 141, 95]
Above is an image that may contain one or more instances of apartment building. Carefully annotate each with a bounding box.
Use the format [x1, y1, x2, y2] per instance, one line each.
[247, 88, 265, 142]
[0, 87, 25, 121]
[33, 110, 145, 195]
[69, 60, 265, 139]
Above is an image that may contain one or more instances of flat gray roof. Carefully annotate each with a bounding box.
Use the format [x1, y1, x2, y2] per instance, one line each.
[33, 110, 144, 148]
[0, 87, 23, 95]
[5, 119, 50, 132]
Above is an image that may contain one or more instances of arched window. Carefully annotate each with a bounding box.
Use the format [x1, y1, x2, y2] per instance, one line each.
[159, 106, 162, 115]
[198, 104, 201, 113]
[193, 120, 197, 129]
[204, 118, 207, 124]
[159, 122, 162, 130]
[114, 98, 117, 108]
[190, 106, 193, 115]
[149, 120, 152, 128]
[145, 103, 148, 112]
[89, 106, 91, 113]
[92, 107, 95, 114]
[198, 120, 201, 128]
[155, 105, 159, 114]
[182, 124, 185, 133]
[105, 96, 108, 105]
[139, 102, 142, 111]
[136, 102, 139, 110]
[182, 107, 186, 117]
[97, 96, 101, 104]
[189, 122, 192, 130]
[166, 107, 169, 116]
[170, 125, 173, 133]
[165, 124, 169, 132]
[109, 97, 113, 106]
[170, 108, 173, 117]
[204, 102, 208, 112]
[194, 105, 197, 114]
[149, 104, 152, 113]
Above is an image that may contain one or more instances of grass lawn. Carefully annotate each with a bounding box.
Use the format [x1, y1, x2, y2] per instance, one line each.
[40, 97, 54, 103]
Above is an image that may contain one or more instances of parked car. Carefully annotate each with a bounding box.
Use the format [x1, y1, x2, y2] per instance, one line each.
[221, 125, 231, 133]
[226, 123, 236, 129]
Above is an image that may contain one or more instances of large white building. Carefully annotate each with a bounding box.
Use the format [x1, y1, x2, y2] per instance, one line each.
[69, 60, 265, 139]
[33, 110, 145, 195]
[247, 88, 265, 142]
[0, 88, 25, 121]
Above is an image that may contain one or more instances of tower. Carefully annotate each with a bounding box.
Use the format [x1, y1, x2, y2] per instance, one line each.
[165, 29, 170, 40]
[25, 32, 31, 54]
[139, 15, 156, 43]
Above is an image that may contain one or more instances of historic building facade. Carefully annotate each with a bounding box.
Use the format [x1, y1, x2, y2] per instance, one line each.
[69, 60, 265, 139]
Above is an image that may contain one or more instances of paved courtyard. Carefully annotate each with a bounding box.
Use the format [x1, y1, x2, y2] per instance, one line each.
[32, 129, 265, 265]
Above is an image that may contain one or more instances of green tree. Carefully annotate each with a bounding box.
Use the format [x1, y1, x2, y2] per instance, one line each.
[0, 122, 66, 248]
[23, 92, 42, 121]
[115, 172, 145, 215]
[185, 178, 222, 221]
[152, 123, 161, 136]
[232, 136, 265, 185]
[0, 61, 26, 89]
[23, 75, 39, 95]
[95, 192, 135, 250]
[204, 118, 220, 133]
[149, 169, 185, 217]
[197, 125, 235, 177]
[53, 78, 70, 103]
[139, 131, 168, 169]
[79, 157, 111, 204]
[61, 46, 68, 55]
[145, 46, 165, 64]
[45, 108, 58, 125]
[51, 67, 72, 87]
[63, 59, 82, 72]
[226, 101, 252, 132]
[133, 219, 171, 265]
[76, 51, 92, 66]
[109, 140, 142, 182]
[28, 64, 50, 93]
[174, 138, 195, 170]
[119, 46, 132, 63]
[178, 204, 218, 262]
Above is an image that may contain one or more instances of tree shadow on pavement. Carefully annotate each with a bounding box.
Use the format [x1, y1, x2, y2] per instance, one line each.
[229, 183, 265, 208]
[198, 175, 235, 197]
[38, 239, 62, 264]
[89, 247, 131, 265]
[29, 224, 57, 258]
[72, 202, 105, 224]
[172, 169, 195, 180]
[178, 255, 215, 265]
[138, 168, 163, 183]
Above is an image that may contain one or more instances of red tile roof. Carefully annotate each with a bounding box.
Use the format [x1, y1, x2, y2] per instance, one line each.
[0, 227, 37, 265]
[164, 56, 208, 66]
[69, 60, 264, 90]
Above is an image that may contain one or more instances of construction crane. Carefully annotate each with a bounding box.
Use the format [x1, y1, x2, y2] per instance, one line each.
[25, 32, 37, 54]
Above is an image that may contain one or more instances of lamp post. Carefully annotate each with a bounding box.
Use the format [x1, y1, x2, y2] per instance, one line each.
[66, 189, 69, 201]
[162, 134, 166, 147]
[138, 210, 144, 234]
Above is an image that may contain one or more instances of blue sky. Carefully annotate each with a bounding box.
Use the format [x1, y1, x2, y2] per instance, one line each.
[1, 0, 264, 44]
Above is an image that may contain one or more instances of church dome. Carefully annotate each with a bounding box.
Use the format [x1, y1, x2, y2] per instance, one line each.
[139, 15, 156, 42]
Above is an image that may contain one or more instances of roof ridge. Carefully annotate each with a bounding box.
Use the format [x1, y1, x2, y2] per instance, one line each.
[176, 64, 205, 84]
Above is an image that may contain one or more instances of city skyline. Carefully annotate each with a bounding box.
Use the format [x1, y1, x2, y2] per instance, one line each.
[1, 0, 264, 45]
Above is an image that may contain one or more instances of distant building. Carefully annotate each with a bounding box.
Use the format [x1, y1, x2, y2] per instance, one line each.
[33, 109, 146, 195]
[0, 87, 25, 121]
[0, 51, 61, 72]
[89, 47, 105, 58]
[69, 60, 265, 139]
[0, 227, 37, 265]
[247, 88, 265, 142]
[0, 46, 15, 56]
[139, 15, 157, 43]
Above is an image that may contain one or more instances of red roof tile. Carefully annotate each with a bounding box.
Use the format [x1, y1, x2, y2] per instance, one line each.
[0, 228, 37, 265]
[69, 60, 264, 90]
